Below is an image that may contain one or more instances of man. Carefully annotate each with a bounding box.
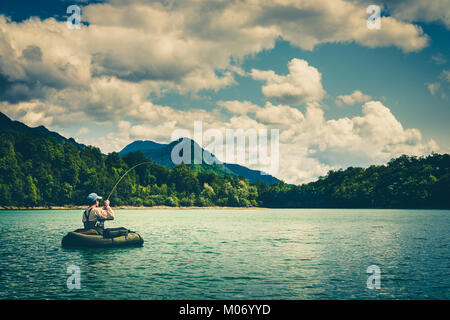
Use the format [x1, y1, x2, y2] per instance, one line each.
[83, 193, 114, 233]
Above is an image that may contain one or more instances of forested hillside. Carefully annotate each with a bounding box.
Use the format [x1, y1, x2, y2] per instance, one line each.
[0, 131, 259, 207]
[119, 139, 280, 184]
[256, 154, 450, 209]
[0, 130, 449, 208]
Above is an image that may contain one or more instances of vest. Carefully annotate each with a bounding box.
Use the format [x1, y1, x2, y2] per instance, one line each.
[83, 208, 97, 230]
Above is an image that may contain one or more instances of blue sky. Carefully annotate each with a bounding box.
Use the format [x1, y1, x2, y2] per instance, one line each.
[0, 0, 449, 183]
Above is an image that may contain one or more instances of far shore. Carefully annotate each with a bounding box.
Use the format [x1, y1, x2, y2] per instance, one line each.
[0, 205, 265, 210]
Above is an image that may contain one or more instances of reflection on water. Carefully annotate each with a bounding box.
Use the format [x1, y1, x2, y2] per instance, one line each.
[0, 209, 449, 299]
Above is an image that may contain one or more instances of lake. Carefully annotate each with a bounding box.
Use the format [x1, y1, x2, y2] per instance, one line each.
[0, 209, 448, 299]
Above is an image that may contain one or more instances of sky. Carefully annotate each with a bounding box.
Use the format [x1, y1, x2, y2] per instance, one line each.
[0, 0, 449, 184]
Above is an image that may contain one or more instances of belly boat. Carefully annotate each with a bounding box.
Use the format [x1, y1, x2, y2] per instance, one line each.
[61, 228, 144, 248]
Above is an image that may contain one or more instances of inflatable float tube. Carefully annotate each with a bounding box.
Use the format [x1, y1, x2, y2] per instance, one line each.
[61, 228, 144, 248]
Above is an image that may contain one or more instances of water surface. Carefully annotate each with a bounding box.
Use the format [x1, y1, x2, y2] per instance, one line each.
[0, 209, 448, 299]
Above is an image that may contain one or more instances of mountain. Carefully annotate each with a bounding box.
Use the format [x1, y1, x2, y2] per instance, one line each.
[0, 119, 264, 208]
[120, 139, 281, 184]
[0, 112, 84, 148]
[0, 111, 279, 184]
[1, 111, 449, 208]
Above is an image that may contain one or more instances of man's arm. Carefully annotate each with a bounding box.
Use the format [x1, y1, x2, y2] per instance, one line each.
[94, 200, 114, 220]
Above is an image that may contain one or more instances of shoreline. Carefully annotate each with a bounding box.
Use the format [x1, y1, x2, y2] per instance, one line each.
[0, 205, 265, 210]
[1, 206, 448, 211]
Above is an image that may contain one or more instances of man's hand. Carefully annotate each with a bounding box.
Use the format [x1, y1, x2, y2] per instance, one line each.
[104, 200, 110, 207]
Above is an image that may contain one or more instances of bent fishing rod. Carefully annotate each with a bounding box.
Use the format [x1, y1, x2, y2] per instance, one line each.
[106, 161, 154, 201]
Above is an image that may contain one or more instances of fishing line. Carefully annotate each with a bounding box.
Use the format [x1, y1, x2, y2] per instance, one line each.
[106, 161, 153, 201]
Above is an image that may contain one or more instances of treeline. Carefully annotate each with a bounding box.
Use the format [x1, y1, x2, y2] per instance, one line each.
[256, 154, 450, 209]
[0, 131, 258, 207]
[0, 130, 449, 208]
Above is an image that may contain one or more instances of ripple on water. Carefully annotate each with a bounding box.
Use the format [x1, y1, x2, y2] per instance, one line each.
[0, 209, 449, 299]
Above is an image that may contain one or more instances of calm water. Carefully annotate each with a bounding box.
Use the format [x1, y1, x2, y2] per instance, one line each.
[0, 209, 448, 300]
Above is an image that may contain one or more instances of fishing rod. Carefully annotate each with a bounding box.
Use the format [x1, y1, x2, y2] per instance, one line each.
[106, 161, 154, 201]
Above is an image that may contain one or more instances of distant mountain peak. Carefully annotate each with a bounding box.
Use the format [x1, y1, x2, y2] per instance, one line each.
[120, 138, 280, 184]
[0, 112, 279, 184]
[0, 111, 85, 149]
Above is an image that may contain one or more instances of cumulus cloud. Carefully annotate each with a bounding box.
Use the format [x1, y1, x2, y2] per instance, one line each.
[0, 100, 62, 127]
[0, 1, 432, 86]
[255, 102, 305, 127]
[0, 0, 435, 127]
[218, 100, 261, 115]
[275, 101, 438, 182]
[440, 70, 450, 82]
[0, 75, 153, 127]
[427, 82, 441, 95]
[76, 127, 90, 135]
[385, 0, 450, 29]
[251, 59, 325, 105]
[74, 98, 438, 184]
[246, 0, 429, 52]
[426, 69, 450, 99]
[0, 16, 91, 104]
[0, 0, 443, 183]
[335, 90, 371, 106]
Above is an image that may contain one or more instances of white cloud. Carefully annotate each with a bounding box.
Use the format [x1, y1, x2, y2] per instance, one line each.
[335, 90, 371, 106]
[251, 58, 325, 105]
[20, 110, 53, 128]
[0, 0, 435, 127]
[255, 102, 305, 127]
[440, 70, 450, 82]
[76, 127, 90, 135]
[426, 69, 450, 99]
[0, 100, 62, 127]
[0, 1, 432, 91]
[275, 101, 438, 183]
[78, 99, 438, 184]
[245, 0, 429, 52]
[386, 0, 450, 29]
[0, 0, 442, 184]
[218, 100, 261, 115]
[427, 82, 441, 95]
[77, 120, 133, 154]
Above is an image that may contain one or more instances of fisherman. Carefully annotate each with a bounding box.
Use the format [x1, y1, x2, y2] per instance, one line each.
[83, 193, 114, 234]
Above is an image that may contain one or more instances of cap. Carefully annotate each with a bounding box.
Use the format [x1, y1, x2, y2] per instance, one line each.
[87, 193, 102, 202]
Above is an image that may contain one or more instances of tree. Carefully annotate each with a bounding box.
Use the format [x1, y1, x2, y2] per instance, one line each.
[0, 129, 449, 209]
[24, 176, 39, 206]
